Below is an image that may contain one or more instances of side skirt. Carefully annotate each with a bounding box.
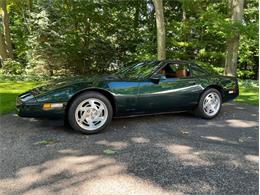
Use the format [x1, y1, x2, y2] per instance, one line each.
[113, 110, 190, 119]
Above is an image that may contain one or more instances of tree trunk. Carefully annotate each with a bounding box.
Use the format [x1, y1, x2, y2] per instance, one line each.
[28, 0, 33, 11]
[0, 32, 7, 61]
[182, 2, 186, 22]
[224, 0, 244, 76]
[1, 0, 13, 59]
[152, 0, 166, 60]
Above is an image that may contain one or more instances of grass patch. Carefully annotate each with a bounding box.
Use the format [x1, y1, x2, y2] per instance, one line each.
[235, 85, 258, 106]
[0, 81, 41, 114]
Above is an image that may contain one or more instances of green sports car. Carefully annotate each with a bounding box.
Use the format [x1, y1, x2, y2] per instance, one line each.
[16, 60, 239, 134]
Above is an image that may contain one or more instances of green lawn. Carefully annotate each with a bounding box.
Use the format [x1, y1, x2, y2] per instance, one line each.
[235, 85, 259, 106]
[0, 80, 258, 115]
[0, 81, 41, 114]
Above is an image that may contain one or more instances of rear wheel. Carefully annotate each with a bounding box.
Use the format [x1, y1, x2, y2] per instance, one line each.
[194, 88, 222, 119]
[68, 92, 113, 134]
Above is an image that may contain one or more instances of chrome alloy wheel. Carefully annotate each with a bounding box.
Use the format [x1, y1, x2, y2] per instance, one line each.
[203, 92, 221, 116]
[75, 98, 108, 131]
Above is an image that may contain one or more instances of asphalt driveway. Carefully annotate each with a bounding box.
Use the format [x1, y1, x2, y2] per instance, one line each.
[0, 102, 258, 195]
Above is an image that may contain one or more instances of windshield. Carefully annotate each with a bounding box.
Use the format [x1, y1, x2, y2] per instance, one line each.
[115, 61, 161, 80]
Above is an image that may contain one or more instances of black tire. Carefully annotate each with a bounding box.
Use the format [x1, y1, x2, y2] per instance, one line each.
[68, 92, 113, 134]
[194, 88, 222, 119]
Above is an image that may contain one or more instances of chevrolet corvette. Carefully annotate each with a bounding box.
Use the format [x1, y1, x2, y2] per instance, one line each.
[16, 60, 239, 134]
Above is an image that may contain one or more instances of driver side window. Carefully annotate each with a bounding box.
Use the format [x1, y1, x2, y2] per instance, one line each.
[159, 63, 190, 79]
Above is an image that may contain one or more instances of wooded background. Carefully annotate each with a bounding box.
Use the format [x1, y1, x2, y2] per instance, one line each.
[0, 0, 258, 79]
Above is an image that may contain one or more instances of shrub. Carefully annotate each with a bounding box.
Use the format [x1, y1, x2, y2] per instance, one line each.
[237, 70, 255, 80]
[0, 73, 56, 81]
[212, 67, 224, 75]
[205, 64, 255, 80]
[239, 79, 259, 88]
[2, 59, 24, 75]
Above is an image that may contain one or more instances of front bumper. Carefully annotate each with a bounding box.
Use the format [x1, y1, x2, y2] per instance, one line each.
[16, 92, 65, 119]
[223, 90, 239, 102]
[222, 84, 239, 102]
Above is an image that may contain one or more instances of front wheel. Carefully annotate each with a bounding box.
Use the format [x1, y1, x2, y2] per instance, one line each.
[194, 88, 222, 119]
[68, 92, 113, 134]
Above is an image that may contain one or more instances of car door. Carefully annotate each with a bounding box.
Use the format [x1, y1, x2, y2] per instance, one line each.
[108, 80, 140, 116]
[137, 62, 203, 113]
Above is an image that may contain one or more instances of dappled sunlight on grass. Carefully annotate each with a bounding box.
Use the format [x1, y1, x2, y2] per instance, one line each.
[235, 86, 258, 106]
[0, 93, 19, 114]
[0, 82, 40, 94]
[0, 81, 41, 114]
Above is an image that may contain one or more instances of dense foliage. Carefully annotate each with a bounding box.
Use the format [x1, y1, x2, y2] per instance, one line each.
[0, 0, 258, 79]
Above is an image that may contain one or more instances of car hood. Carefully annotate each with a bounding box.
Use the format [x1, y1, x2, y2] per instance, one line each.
[30, 75, 118, 97]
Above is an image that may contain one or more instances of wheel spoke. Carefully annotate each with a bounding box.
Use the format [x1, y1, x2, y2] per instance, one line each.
[210, 105, 215, 112]
[79, 107, 85, 112]
[96, 105, 104, 115]
[89, 99, 98, 109]
[206, 106, 211, 113]
[204, 102, 210, 108]
[79, 110, 88, 122]
[94, 116, 104, 122]
[85, 117, 93, 127]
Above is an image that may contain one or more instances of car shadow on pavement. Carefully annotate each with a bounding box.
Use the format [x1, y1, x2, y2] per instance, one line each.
[0, 102, 258, 194]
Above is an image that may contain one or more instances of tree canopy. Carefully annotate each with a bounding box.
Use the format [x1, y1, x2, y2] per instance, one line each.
[0, 0, 258, 79]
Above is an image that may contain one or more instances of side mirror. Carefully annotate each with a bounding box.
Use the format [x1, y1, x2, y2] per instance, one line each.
[151, 74, 166, 83]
